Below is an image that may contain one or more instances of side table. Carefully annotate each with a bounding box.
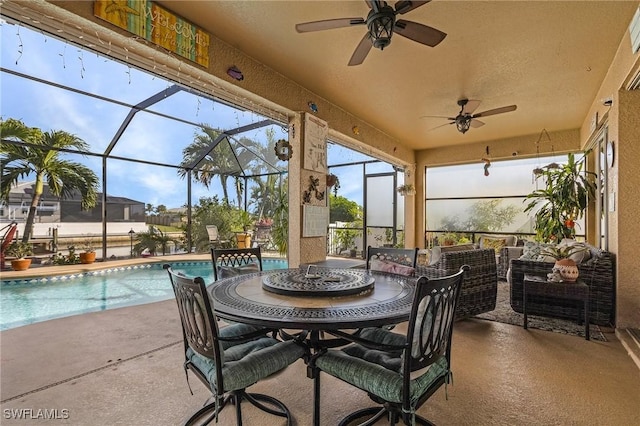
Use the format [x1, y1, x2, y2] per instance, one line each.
[523, 274, 590, 340]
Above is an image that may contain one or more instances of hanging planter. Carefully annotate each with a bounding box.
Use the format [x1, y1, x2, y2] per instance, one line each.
[396, 184, 415, 196]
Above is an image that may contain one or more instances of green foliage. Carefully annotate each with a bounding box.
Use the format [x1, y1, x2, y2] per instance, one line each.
[524, 152, 597, 242]
[271, 180, 289, 256]
[133, 226, 179, 256]
[187, 196, 237, 252]
[439, 199, 518, 232]
[50, 246, 80, 265]
[329, 194, 361, 223]
[541, 244, 588, 260]
[1, 118, 99, 242]
[5, 241, 33, 259]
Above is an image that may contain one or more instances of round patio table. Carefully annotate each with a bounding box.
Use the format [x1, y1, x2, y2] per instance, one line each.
[207, 268, 416, 330]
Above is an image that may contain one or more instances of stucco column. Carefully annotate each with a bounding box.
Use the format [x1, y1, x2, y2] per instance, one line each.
[287, 113, 303, 268]
[615, 89, 640, 328]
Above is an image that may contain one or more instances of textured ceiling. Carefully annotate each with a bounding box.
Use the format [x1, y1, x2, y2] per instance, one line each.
[160, 1, 638, 150]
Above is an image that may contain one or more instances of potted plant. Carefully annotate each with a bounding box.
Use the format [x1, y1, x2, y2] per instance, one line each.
[79, 238, 96, 264]
[524, 152, 597, 242]
[541, 244, 589, 282]
[396, 184, 415, 196]
[6, 241, 33, 271]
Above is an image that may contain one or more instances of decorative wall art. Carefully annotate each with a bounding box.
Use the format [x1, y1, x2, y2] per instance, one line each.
[303, 114, 328, 172]
[275, 139, 293, 161]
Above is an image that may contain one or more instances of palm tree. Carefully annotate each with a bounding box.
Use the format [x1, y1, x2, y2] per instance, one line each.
[179, 125, 235, 204]
[1, 118, 99, 242]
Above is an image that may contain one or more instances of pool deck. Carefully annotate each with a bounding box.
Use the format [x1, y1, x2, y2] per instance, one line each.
[0, 253, 366, 281]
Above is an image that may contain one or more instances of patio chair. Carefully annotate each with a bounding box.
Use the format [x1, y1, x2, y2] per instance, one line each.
[211, 247, 263, 281]
[206, 225, 229, 248]
[366, 246, 418, 276]
[164, 264, 306, 426]
[310, 265, 468, 425]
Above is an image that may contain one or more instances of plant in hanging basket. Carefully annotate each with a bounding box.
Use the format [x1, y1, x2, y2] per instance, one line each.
[326, 174, 339, 187]
[396, 184, 415, 196]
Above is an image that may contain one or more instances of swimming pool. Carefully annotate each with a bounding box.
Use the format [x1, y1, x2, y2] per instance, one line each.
[0, 259, 288, 330]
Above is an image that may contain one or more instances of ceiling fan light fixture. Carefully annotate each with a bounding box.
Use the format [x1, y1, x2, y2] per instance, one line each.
[456, 117, 472, 134]
[367, 7, 395, 50]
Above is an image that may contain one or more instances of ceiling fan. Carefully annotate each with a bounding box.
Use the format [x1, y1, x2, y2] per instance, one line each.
[295, 0, 446, 66]
[424, 99, 518, 134]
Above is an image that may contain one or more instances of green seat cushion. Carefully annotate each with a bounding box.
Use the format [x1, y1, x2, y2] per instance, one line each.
[315, 327, 448, 405]
[187, 338, 305, 392]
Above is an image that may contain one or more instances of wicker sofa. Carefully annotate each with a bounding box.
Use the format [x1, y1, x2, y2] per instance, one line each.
[509, 245, 615, 326]
[416, 248, 498, 320]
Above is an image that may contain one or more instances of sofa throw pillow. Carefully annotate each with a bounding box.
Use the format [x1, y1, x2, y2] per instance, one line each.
[519, 241, 555, 262]
[370, 259, 415, 276]
[217, 263, 260, 279]
[481, 237, 507, 253]
[478, 234, 517, 249]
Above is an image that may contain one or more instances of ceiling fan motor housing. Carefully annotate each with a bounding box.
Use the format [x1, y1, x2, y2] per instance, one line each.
[367, 5, 396, 50]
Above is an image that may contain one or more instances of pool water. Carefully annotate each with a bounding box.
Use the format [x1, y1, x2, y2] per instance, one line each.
[0, 259, 288, 330]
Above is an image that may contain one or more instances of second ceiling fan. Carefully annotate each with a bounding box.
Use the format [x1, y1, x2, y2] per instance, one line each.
[425, 99, 518, 134]
[295, 0, 446, 66]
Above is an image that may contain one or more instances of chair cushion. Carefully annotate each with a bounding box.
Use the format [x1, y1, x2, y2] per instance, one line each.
[217, 263, 260, 279]
[369, 259, 415, 276]
[316, 340, 448, 405]
[187, 337, 305, 392]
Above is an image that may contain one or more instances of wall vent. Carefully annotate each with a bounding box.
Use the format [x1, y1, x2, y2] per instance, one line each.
[631, 6, 640, 54]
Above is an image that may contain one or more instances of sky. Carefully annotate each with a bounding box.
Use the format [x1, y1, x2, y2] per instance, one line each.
[1, 19, 386, 210]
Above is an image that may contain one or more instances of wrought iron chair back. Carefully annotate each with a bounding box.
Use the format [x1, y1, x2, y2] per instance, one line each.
[211, 247, 263, 281]
[311, 265, 468, 425]
[366, 245, 419, 269]
[164, 264, 304, 425]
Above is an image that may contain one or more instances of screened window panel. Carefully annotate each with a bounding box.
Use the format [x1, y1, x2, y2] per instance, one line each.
[427, 155, 569, 198]
[366, 175, 394, 227]
[425, 198, 586, 236]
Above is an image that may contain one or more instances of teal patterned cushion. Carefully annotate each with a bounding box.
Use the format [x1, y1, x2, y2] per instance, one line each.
[187, 338, 305, 392]
[520, 241, 555, 262]
[316, 347, 448, 405]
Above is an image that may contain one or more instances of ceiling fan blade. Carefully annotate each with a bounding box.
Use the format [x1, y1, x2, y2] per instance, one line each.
[420, 115, 456, 120]
[394, 20, 446, 47]
[365, 0, 381, 11]
[349, 34, 374, 66]
[473, 105, 517, 118]
[296, 18, 365, 33]
[462, 99, 482, 114]
[428, 121, 455, 131]
[470, 119, 485, 128]
[394, 0, 431, 15]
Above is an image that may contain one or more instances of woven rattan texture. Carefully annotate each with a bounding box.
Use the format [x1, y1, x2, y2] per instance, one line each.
[415, 248, 498, 319]
[509, 247, 615, 326]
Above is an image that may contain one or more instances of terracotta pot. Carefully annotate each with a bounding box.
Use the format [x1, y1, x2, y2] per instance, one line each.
[11, 258, 32, 271]
[79, 252, 96, 264]
[554, 258, 579, 282]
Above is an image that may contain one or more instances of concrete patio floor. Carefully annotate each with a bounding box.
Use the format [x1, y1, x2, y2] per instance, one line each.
[1, 256, 639, 425]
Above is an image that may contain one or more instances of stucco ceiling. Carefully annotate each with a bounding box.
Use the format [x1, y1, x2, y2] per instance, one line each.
[160, 1, 638, 151]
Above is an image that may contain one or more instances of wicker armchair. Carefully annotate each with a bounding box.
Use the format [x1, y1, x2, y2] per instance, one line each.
[415, 248, 498, 319]
[509, 246, 615, 326]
